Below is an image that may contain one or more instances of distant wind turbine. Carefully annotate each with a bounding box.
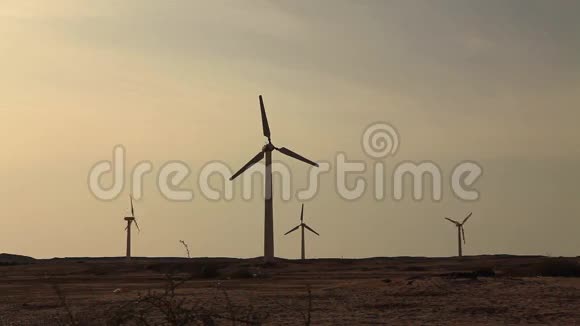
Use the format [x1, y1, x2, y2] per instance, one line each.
[124, 195, 141, 260]
[284, 204, 319, 260]
[229, 95, 319, 263]
[444, 212, 472, 257]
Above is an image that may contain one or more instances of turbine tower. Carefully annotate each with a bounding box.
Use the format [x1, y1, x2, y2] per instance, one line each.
[284, 204, 319, 260]
[230, 95, 318, 263]
[124, 195, 141, 260]
[444, 212, 472, 257]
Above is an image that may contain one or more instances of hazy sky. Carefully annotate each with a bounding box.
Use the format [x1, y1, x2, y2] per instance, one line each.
[1, 1, 579, 259]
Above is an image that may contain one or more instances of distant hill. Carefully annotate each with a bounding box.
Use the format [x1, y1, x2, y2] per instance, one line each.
[0, 253, 36, 265]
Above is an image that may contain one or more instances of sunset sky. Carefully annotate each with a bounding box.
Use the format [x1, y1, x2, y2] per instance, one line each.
[1, 1, 579, 259]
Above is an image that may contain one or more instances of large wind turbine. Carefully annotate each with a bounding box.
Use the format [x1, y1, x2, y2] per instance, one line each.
[124, 195, 141, 260]
[284, 204, 319, 260]
[230, 95, 318, 263]
[444, 212, 472, 257]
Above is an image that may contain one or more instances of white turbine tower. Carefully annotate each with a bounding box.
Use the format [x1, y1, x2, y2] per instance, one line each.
[284, 204, 319, 260]
[444, 212, 472, 257]
[124, 195, 141, 260]
[230, 95, 319, 263]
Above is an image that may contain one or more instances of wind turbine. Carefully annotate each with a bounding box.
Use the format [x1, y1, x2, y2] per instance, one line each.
[230, 95, 319, 263]
[444, 212, 472, 257]
[284, 204, 319, 260]
[124, 195, 140, 260]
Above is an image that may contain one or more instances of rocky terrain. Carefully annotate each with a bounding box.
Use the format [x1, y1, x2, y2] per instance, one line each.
[0, 255, 579, 325]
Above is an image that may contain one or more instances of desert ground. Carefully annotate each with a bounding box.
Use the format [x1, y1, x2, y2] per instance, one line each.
[0, 254, 579, 325]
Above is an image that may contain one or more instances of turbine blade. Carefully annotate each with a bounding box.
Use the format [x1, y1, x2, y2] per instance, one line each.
[125, 225, 128, 231]
[461, 212, 473, 225]
[445, 217, 459, 225]
[130, 195, 134, 217]
[259, 95, 271, 139]
[304, 224, 320, 236]
[134, 219, 141, 233]
[284, 225, 300, 235]
[230, 151, 264, 181]
[300, 204, 304, 222]
[277, 147, 318, 167]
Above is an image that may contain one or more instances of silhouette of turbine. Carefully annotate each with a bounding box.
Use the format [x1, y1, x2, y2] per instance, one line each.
[444, 212, 472, 257]
[230, 95, 318, 263]
[284, 204, 319, 260]
[124, 195, 141, 260]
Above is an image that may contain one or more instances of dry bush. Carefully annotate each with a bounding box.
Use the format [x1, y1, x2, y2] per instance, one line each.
[51, 283, 80, 326]
[505, 258, 580, 277]
[200, 264, 221, 279]
[228, 268, 254, 279]
[534, 259, 580, 277]
[275, 285, 313, 326]
[473, 267, 496, 277]
[49, 274, 314, 326]
[145, 262, 223, 279]
[404, 265, 427, 272]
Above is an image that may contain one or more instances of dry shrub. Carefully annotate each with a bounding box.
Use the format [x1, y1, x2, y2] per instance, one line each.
[534, 259, 580, 277]
[473, 267, 496, 277]
[146, 262, 223, 278]
[505, 258, 580, 277]
[49, 275, 315, 325]
[229, 268, 254, 279]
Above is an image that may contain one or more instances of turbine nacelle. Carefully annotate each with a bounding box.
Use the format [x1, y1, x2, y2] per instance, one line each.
[262, 143, 276, 152]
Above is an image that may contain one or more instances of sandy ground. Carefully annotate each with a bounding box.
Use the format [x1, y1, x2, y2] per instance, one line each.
[0, 255, 579, 325]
